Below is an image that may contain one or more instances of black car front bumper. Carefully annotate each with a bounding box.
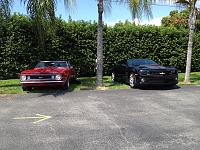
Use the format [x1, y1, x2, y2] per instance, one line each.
[137, 75, 178, 86]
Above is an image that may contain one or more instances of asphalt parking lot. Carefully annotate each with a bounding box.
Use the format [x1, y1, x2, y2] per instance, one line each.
[0, 86, 200, 150]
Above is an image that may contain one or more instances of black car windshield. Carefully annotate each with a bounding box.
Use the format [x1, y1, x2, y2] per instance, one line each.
[35, 62, 68, 68]
[128, 59, 157, 66]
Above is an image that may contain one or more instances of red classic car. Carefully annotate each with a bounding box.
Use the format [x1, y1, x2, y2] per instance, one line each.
[20, 61, 76, 91]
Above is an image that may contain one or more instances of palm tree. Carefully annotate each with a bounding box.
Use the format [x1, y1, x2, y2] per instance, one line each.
[96, 0, 104, 87]
[175, 0, 198, 84]
[163, 0, 198, 84]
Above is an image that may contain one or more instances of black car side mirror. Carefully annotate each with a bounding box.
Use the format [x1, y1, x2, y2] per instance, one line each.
[121, 64, 127, 68]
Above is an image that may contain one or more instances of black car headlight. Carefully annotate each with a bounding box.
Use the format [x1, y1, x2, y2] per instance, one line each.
[171, 70, 177, 74]
[139, 70, 150, 75]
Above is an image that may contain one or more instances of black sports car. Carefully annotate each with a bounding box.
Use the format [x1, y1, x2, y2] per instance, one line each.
[111, 59, 178, 88]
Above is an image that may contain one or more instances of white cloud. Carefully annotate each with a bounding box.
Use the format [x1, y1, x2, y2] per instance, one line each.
[140, 18, 162, 26]
[106, 21, 119, 26]
[105, 17, 163, 27]
[105, 19, 124, 26]
[133, 18, 140, 25]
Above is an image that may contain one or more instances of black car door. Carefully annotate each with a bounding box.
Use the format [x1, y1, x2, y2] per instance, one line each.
[113, 63, 121, 79]
[118, 61, 129, 82]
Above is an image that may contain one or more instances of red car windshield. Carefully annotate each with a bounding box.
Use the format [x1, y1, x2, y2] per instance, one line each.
[35, 62, 69, 68]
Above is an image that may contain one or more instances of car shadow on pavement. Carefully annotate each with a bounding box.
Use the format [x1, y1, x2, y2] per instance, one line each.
[139, 85, 181, 90]
[28, 80, 81, 97]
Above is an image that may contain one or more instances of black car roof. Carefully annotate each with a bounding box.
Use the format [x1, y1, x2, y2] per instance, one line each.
[39, 61, 68, 63]
[127, 59, 151, 61]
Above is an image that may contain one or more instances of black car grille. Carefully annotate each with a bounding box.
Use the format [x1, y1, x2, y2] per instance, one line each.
[149, 70, 175, 76]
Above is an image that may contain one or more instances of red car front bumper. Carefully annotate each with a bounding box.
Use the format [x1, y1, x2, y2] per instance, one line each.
[21, 80, 65, 87]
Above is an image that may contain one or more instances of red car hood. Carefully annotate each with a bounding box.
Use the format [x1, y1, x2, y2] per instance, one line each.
[21, 67, 68, 75]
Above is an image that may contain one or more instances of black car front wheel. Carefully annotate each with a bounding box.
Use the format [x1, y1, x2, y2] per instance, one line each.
[129, 73, 138, 88]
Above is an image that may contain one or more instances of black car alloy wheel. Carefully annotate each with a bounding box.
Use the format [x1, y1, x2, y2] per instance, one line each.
[129, 73, 137, 88]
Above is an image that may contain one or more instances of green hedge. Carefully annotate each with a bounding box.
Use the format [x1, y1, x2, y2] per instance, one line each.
[0, 14, 200, 79]
[104, 25, 189, 74]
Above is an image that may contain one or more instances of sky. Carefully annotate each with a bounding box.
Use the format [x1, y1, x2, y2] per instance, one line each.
[12, 0, 184, 26]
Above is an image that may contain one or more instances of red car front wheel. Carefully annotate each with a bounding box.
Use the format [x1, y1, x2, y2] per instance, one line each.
[63, 78, 70, 90]
[22, 86, 32, 91]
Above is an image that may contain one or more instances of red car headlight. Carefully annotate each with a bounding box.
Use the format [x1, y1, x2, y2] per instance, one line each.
[20, 75, 26, 81]
[55, 75, 62, 80]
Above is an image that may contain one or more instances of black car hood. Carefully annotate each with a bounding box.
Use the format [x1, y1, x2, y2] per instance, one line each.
[137, 65, 176, 70]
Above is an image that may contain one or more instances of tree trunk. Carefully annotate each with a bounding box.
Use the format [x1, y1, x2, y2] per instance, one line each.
[96, 0, 103, 87]
[184, 10, 196, 84]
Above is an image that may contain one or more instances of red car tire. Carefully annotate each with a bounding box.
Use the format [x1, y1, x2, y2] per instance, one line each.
[63, 78, 70, 90]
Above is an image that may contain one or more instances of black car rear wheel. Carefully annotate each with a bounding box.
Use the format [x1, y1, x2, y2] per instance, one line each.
[129, 73, 137, 88]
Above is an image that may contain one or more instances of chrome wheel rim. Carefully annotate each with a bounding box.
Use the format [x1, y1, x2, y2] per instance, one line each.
[67, 79, 70, 88]
[111, 72, 115, 81]
[129, 74, 135, 87]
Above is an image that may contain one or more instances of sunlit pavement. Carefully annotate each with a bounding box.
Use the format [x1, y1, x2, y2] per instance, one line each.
[0, 86, 200, 150]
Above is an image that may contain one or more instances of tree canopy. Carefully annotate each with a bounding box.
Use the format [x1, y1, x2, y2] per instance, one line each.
[161, 9, 200, 31]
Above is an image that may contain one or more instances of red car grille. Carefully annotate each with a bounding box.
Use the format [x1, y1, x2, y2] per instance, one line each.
[29, 75, 52, 80]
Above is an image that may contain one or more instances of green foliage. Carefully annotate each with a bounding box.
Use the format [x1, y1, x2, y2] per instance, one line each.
[103, 25, 190, 74]
[1, 14, 200, 79]
[161, 9, 200, 31]
[161, 10, 189, 29]
[0, 13, 36, 79]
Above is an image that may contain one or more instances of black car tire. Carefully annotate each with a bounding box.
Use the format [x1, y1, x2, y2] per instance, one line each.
[129, 73, 137, 88]
[22, 86, 32, 91]
[111, 72, 116, 82]
[168, 84, 178, 89]
[63, 78, 70, 90]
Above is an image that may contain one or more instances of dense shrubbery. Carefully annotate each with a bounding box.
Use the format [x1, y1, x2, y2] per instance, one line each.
[0, 14, 200, 79]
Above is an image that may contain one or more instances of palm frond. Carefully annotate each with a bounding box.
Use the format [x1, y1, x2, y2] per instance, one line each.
[22, 0, 56, 21]
[21, 0, 76, 49]
[106, 0, 152, 20]
[63, 0, 76, 10]
[128, 0, 152, 20]
[0, 0, 13, 19]
[21, 0, 58, 49]
[103, 0, 112, 16]
[176, 0, 190, 6]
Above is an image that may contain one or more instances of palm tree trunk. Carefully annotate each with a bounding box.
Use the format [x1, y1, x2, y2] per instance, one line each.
[184, 10, 196, 84]
[96, 0, 103, 87]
